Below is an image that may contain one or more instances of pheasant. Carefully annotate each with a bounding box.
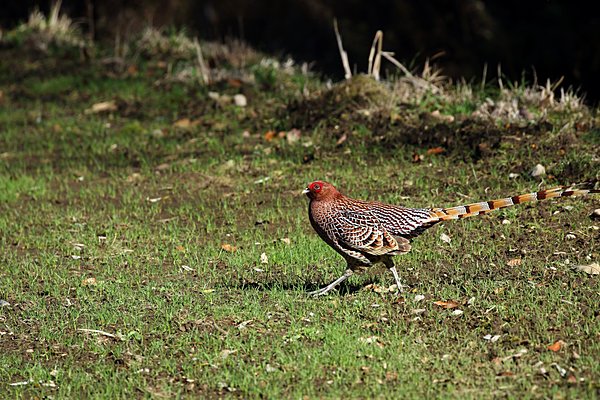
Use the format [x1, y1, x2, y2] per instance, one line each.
[303, 180, 599, 296]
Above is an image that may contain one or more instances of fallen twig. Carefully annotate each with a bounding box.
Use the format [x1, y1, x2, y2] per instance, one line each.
[212, 321, 229, 336]
[381, 51, 413, 77]
[77, 328, 121, 339]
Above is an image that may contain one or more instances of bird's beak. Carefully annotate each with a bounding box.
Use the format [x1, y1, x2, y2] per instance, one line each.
[302, 187, 310, 195]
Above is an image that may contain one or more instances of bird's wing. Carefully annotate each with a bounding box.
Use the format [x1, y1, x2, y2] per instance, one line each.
[366, 203, 436, 238]
[335, 209, 399, 256]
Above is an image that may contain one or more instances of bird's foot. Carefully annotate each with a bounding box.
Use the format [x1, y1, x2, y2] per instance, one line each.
[308, 286, 335, 296]
[388, 266, 406, 294]
[391, 283, 406, 293]
[308, 269, 353, 297]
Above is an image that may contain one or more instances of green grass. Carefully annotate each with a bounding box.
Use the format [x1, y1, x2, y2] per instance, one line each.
[0, 45, 599, 399]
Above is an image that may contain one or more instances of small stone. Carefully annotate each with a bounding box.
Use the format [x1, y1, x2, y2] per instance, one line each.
[483, 334, 501, 342]
[285, 129, 301, 145]
[233, 94, 247, 107]
[151, 129, 165, 138]
[575, 262, 600, 275]
[530, 164, 546, 178]
[590, 209, 600, 221]
[265, 364, 277, 373]
[220, 349, 236, 359]
[260, 252, 268, 264]
[0, 300, 10, 307]
[440, 233, 451, 244]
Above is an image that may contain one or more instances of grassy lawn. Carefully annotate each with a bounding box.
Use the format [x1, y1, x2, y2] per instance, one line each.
[0, 31, 599, 398]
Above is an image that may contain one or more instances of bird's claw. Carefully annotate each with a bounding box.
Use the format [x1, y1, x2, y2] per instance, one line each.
[308, 287, 333, 296]
[393, 284, 406, 293]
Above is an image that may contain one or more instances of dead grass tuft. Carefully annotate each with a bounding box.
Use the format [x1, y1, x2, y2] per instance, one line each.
[135, 27, 264, 85]
[287, 74, 394, 128]
[2, 0, 87, 53]
[137, 27, 197, 60]
[472, 79, 587, 123]
[391, 59, 447, 104]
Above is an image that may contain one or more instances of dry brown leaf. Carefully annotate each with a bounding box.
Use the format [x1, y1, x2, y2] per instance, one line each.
[547, 340, 564, 352]
[507, 258, 522, 267]
[335, 133, 348, 146]
[82, 277, 97, 286]
[155, 163, 170, 172]
[227, 78, 242, 88]
[264, 130, 276, 141]
[126, 65, 138, 75]
[221, 243, 237, 253]
[498, 371, 514, 377]
[173, 118, 200, 129]
[567, 374, 577, 384]
[176, 245, 185, 252]
[430, 110, 455, 123]
[85, 101, 117, 114]
[126, 173, 142, 183]
[575, 262, 600, 275]
[385, 371, 398, 381]
[426, 146, 445, 155]
[173, 118, 190, 128]
[434, 300, 460, 309]
[412, 153, 424, 163]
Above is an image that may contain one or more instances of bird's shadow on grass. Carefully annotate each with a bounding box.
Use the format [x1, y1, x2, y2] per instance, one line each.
[225, 279, 375, 296]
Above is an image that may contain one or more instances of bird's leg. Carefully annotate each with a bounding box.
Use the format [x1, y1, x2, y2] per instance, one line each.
[309, 269, 353, 296]
[384, 258, 405, 293]
[389, 266, 405, 293]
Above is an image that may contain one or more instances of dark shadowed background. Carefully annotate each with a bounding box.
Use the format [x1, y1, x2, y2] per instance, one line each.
[3, 0, 600, 103]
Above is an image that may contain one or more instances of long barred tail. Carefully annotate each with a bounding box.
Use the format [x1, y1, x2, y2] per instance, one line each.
[427, 185, 599, 222]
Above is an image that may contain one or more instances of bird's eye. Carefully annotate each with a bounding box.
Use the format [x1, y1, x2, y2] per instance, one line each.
[313, 184, 321, 191]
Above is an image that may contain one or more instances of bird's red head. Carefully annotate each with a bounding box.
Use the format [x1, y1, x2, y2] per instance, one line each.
[302, 181, 339, 200]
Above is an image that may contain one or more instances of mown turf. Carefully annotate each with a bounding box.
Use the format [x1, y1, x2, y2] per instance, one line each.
[0, 46, 599, 399]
